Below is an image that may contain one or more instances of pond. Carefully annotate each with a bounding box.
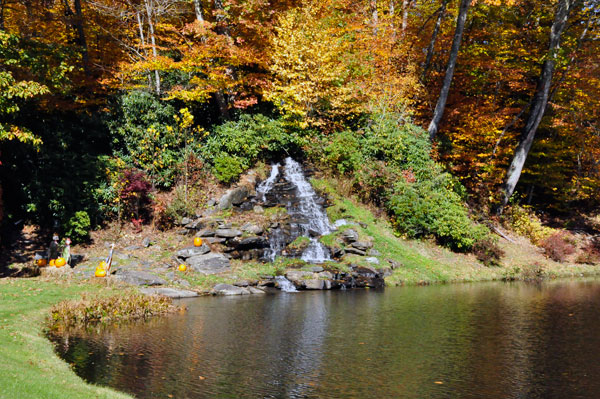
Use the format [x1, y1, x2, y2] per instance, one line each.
[51, 280, 600, 398]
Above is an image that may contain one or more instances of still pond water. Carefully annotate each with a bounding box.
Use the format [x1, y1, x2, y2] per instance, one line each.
[52, 280, 600, 398]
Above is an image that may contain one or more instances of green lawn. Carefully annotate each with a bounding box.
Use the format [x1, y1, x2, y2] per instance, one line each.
[0, 278, 132, 399]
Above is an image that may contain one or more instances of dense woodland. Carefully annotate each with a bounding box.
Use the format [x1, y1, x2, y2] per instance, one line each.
[0, 0, 599, 254]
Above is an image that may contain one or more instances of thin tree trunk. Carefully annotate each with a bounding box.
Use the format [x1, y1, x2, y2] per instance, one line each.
[136, 11, 153, 90]
[427, 0, 471, 141]
[372, 0, 379, 35]
[421, 0, 449, 81]
[213, 0, 231, 119]
[144, 0, 160, 95]
[498, 0, 573, 212]
[73, 0, 90, 76]
[193, 0, 204, 22]
[401, 0, 410, 35]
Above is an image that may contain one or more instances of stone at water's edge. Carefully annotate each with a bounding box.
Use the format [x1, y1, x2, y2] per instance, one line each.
[139, 287, 199, 298]
[187, 253, 231, 274]
[113, 270, 166, 286]
[211, 283, 265, 295]
[304, 279, 325, 290]
[218, 186, 250, 210]
[177, 244, 211, 259]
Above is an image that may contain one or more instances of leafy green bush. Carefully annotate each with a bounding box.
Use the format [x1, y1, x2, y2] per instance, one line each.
[202, 114, 307, 182]
[311, 112, 489, 251]
[63, 211, 91, 243]
[322, 130, 363, 174]
[109, 91, 185, 188]
[388, 177, 487, 250]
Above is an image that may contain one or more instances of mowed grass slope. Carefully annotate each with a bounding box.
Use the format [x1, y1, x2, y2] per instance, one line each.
[0, 278, 132, 399]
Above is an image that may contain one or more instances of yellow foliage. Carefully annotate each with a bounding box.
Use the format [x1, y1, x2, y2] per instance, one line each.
[265, 1, 361, 129]
[504, 205, 555, 245]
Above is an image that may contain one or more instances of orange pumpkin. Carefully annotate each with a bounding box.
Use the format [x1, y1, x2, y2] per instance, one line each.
[95, 267, 107, 277]
[193, 237, 203, 247]
[55, 257, 67, 267]
[49, 259, 56, 266]
[178, 263, 187, 272]
[36, 258, 47, 267]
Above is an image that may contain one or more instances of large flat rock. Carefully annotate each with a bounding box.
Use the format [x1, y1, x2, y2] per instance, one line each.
[114, 270, 166, 286]
[187, 253, 231, 274]
[177, 244, 210, 259]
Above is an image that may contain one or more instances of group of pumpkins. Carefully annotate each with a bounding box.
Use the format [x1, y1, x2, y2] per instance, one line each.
[91, 237, 202, 277]
[36, 257, 67, 268]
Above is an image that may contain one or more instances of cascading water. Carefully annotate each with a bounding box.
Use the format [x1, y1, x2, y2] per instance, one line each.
[258, 157, 334, 263]
[283, 158, 333, 263]
[274, 275, 298, 292]
[256, 163, 280, 202]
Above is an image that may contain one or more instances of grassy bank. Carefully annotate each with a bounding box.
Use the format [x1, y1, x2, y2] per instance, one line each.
[0, 278, 133, 399]
[312, 177, 600, 285]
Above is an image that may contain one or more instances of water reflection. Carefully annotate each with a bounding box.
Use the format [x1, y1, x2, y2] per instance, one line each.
[52, 280, 600, 398]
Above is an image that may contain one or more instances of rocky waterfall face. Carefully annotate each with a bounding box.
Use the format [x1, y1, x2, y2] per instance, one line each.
[259, 158, 333, 263]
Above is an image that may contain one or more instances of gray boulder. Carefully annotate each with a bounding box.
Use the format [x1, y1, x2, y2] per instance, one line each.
[180, 217, 193, 226]
[196, 228, 215, 237]
[176, 244, 211, 259]
[351, 241, 373, 251]
[114, 270, 166, 286]
[304, 279, 325, 290]
[212, 283, 249, 295]
[241, 223, 263, 235]
[285, 270, 313, 284]
[367, 249, 381, 257]
[342, 229, 359, 243]
[365, 257, 380, 265]
[187, 253, 231, 274]
[345, 247, 367, 256]
[215, 228, 243, 238]
[139, 287, 199, 298]
[218, 186, 250, 210]
[142, 237, 152, 248]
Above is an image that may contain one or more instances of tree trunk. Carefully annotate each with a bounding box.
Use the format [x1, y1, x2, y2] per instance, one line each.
[421, 0, 449, 81]
[193, 0, 204, 22]
[427, 0, 471, 141]
[144, 0, 161, 95]
[372, 0, 379, 35]
[72, 0, 90, 76]
[401, 0, 410, 35]
[136, 11, 153, 90]
[498, 0, 573, 212]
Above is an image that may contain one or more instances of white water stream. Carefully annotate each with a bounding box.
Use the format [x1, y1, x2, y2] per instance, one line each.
[259, 157, 333, 263]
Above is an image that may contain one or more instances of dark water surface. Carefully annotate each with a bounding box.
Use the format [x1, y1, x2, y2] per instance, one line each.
[52, 280, 600, 398]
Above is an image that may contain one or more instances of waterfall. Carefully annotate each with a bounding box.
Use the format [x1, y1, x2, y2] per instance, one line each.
[283, 157, 333, 237]
[256, 163, 280, 202]
[264, 226, 286, 262]
[259, 158, 334, 264]
[275, 276, 298, 292]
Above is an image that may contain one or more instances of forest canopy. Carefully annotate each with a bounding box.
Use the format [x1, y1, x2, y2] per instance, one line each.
[0, 0, 598, 246]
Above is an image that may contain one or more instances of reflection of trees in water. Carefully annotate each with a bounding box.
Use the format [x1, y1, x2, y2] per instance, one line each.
[55, 281, 600, 399]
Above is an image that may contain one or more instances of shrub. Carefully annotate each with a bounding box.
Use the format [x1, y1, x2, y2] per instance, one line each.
[504, 205, 554, 244]
[322, 130, 363, 174]
[63, 211, 91, 243]
[119, 169, 153, 222]
[473, 238, 505, 266]
[202, 114, 307, 182]
[388, 174, 488, 251]
[48, 293, 176, 331]
[540, 231, 576, 262]
[575, 238, 600, 264]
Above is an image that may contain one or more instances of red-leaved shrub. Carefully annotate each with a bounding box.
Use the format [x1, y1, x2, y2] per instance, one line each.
[576, 238, 600, 265]
[540, 232, 576, 262]
[120, 169, 153, 223]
